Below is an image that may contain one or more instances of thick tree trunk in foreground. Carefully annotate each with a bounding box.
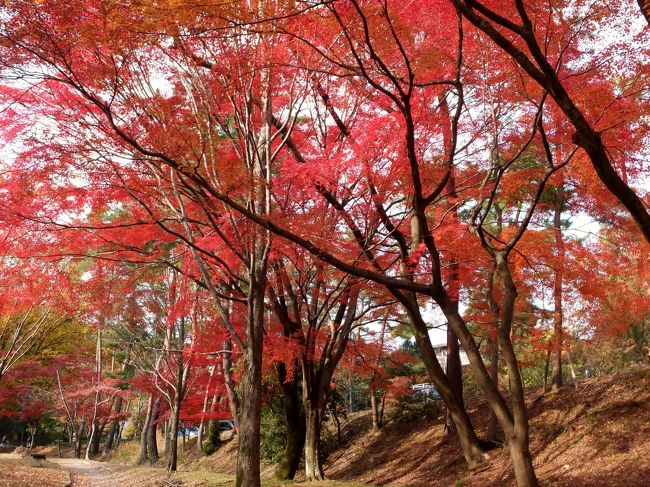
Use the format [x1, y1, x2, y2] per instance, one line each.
[275, 364, 305, 480]
[509, 431, 539, 487]
[428, 251, 539, 486]
[303, 404, 324, 481]
[234, 262, 267, 487]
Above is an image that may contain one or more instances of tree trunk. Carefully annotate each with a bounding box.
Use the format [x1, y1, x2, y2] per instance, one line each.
[167, 317, 186, 472]
[445, 327, 463, 434]
[486, 336, 500, 443]
[303, 403, 324, 481]
[146, 398, 160, 465]
[551, 181, 565, 389]
[85, 422, 97, 460]
[371, 316, 388, 433]
[543, 348, 551, 392]
[485, 218, 502, 443]
[85, 327, 103, 460]
[167, 408, 180, 471]
[138, 395, 153, 464]
[638, 0, 650, 25]
[401, 295, 487, 468]
[115, 421, 125, 449]
[103, 397, 122, 454]
[234, 260, 267, 487]
[370, 390, 380, 432]
[222, 339, 240, 426]
[197, 365, 216, 453]
[103, 344, 131, 454]
[274, 363, 305, 481]
[72, 424, 84, 459]
[493, 252, 539, 487]
[89, 422, 104, 456]
[509, 431, 539, 487]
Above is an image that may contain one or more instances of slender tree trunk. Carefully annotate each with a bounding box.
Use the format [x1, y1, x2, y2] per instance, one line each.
[370, 390, 380, 432]
[103, 398, 122, 454]
[371, 317, 387, 433]
[167, 317, 186, 472]
[115, 417, 126, 450]
[401, 296, 487, 468]
[85, 327, 103, 460]
[486, 263, 501, 443]
[493, 252, 539, 487]
[103, 344, 131, 454]
[445, 326, 463, 434]
[167, 402, 181, 470]
[551, 181, 565, 389]
[89, 422, 104, 456]
[442, 105, 464, 435]
[164, 419, 171, 454]
[146, 398, 160, 465]
[138, 395, 153, 464]
[197, 365, 215, 453]
[486, 336, 500, 442]
[73, 424, 84, 459]
[222, 339, 240, 426]
[85, 422, 97, 460]
[543, 349, 551, 392]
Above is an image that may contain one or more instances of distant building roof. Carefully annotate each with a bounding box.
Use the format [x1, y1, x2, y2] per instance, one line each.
[431, 342, 470, 368]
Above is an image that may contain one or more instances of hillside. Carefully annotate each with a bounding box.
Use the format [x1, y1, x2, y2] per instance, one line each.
[320, 369, 650, 486]
[187, 369, 650, 486]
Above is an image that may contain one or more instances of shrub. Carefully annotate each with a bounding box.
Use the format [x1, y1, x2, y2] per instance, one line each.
[260, 404, 287, 464]
[203, 421, 221, 456]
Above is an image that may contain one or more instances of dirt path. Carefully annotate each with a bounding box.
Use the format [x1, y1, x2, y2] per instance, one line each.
[50, 458, 119, 487]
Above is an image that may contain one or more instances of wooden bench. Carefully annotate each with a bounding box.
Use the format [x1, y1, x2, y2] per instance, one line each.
[30, 453, 46, 467]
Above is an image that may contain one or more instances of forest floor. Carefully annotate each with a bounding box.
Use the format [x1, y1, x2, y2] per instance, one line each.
[1, 368, 648, 486]
[317, 367, 650, 486]
[187, 367, 650, 486]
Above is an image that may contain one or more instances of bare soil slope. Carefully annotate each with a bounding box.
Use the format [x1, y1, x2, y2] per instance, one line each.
[322, 368, 650, 486]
